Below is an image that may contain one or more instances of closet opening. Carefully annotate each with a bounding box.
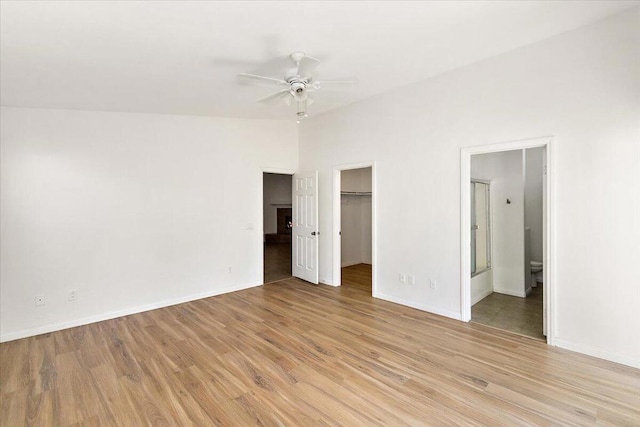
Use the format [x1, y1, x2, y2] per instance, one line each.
[338, 166, 373, 294]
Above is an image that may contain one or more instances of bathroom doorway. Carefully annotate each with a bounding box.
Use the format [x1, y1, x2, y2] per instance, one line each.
[461, 137, 553, 343]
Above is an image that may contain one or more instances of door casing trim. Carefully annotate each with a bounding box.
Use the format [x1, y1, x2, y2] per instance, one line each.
[332, 161, 377, 297]
[260, 168, 294, 285]
[460, 136, 555, 346]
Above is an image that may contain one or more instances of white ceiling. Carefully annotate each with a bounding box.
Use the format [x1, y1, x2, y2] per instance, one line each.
[1, 1, 637, 120]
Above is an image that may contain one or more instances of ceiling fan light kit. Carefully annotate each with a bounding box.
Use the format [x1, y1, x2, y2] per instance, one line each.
[296, 103, 308, 124]
[238, 51, 357, 122]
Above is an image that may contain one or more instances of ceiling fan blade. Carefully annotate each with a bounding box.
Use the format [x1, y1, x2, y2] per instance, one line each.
[257, 89, 291, 103]
[316, 79, 359, 85]
[238, 73, 287, 85]
[296, 56, 320, 78]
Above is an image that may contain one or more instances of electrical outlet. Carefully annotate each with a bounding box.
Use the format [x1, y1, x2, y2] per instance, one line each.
[399, 274, 406, 283]
[430, 279, 437, 290]
[408, 275, 416, 285]
[35, 294, 45, 306]
[69, 290, 78, 301]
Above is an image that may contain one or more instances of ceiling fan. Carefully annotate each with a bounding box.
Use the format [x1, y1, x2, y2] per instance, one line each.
[238, 52, 357, 122]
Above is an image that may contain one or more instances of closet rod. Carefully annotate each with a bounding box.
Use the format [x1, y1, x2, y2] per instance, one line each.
[340, 191, 372, 196]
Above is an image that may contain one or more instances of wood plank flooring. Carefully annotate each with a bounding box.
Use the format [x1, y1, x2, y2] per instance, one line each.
[263, 242, 292, 284]
[341, 263, 372, 294]
[2, 266, 639, 425]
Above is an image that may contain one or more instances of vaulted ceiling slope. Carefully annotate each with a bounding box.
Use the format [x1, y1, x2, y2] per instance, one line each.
[1, 1, 636, 120]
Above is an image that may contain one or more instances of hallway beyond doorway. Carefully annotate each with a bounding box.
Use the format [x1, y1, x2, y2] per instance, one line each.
[264, 242, 291, 284]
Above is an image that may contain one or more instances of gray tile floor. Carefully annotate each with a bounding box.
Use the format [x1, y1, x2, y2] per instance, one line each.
[471, 284, 544, 340]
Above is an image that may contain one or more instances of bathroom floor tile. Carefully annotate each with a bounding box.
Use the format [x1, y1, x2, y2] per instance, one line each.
[471, 284, 544, 340]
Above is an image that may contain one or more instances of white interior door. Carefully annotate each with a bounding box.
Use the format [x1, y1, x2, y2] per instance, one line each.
[542, 149, 548, 336]
[292, 171, 319, 284]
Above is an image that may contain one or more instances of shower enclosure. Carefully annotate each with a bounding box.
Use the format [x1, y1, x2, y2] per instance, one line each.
[471, 180, 491, 276]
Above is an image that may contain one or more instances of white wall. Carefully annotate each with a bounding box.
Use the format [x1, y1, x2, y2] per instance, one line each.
[298, 9, 640, 367]
[263, 173, 292, 235]
[472, 150, 526, 297]
[0, 107, 298, 341]
[525, 147, 544, 263]
[341, 168, 372, 266]
[340, 195, 363, 266]
[341, 168, 363, 193]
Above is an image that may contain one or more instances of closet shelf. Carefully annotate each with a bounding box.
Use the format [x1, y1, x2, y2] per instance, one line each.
[340, 191, 372, 196]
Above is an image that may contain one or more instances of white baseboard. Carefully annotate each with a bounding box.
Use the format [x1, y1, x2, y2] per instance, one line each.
[319, 277, 337, 287]
[374, 292, 462, 321]
[341, 260, 361, 267]
[493, 287, 526, 298]
[340, 261, 373, 267]
[0, 281, 262, 343]
[471, 289, 494, 306]
[553, 337, 639, 369]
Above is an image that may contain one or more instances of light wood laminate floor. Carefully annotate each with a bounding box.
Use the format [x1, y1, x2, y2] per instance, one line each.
[341, 263, 372, 293]
[2, 270, 639, 425]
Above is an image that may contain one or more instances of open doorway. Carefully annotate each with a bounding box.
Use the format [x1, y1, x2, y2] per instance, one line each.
[333, 165, 375, 294]
[263, 172, 292, 284]
[461, 137, 553, 344]
[469, 148, 545, 339]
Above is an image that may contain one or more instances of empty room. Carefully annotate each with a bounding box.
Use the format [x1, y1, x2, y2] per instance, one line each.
[1, 1, 639, 425]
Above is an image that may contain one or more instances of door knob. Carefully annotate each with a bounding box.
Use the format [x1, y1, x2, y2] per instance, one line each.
[311, 231, 316, 236]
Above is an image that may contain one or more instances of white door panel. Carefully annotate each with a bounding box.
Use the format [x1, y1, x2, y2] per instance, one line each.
[292, 171, 319, 284]
[542, 149, 547, 337]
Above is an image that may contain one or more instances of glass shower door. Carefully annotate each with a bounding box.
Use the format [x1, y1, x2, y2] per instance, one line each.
[471, 181, 491, 276]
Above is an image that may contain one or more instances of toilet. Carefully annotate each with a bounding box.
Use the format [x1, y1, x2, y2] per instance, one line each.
[530, 261, 543, 288]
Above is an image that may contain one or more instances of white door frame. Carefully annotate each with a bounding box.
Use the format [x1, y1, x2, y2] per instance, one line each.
[460, 136, 555, 345]
[260, 167, 295, 285]
[332, 161, 377, 295]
